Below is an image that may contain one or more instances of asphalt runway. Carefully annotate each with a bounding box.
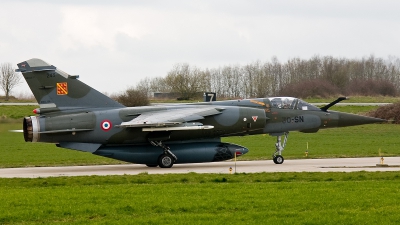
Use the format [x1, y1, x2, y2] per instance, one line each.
[1, 157, 400, 178]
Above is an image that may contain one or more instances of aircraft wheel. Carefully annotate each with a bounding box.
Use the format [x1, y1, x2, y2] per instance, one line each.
[273, 155, 284, 164]
[158, 154, 174, 168]
[146, 164, 158, 167]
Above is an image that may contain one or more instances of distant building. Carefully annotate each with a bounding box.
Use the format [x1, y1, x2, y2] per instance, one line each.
[153, 92, 180, 99]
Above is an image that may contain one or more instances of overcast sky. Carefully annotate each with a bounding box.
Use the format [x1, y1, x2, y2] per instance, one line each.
[1, 0, 400, 97]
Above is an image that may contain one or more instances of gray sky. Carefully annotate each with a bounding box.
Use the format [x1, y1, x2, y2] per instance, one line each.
[1, 0, 400, 97]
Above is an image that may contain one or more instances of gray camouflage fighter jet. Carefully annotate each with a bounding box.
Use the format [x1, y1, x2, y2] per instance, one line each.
[16, 58, 386, 168]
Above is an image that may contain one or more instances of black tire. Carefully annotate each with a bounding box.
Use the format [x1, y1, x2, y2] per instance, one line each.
[274, 155, 284, 164]
[146, 164, 158, 167]
[273, 156, 277, 164]
[158, 154, 174, 168]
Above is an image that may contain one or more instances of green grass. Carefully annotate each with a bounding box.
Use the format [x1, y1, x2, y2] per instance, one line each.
[0, 105, 35, 119]
[229, 123, 400, 160]
[0, 104, 377, 119]
[1, 172, 400, 224]
[1, 104, 398, 167]
[0, 123, 123, 167]
[329, 105, 379, 114]
[303, 95, 400, 103]
[1, 105, 400, 224]
[2, 122, 399, 167]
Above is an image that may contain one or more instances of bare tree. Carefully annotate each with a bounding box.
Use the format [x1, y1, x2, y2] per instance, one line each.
[209, 68, 223, 97]
[243, 63, 257, 98]
[165, 63, 206, 100]
[0, 63, 21, 101]
[150, 76, 170, 94]
[136, 77, 153, 98]
[116, 87, 149, 107]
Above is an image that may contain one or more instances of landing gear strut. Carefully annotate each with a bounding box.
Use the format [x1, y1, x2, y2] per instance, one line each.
[272, 132, 289, 164]
[150, 141, 177, 168]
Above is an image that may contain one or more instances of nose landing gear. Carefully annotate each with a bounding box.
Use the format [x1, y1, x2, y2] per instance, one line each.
[272, 132, 288, 164]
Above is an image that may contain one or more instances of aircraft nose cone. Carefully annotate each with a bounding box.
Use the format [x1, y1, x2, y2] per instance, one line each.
[338, 112, 386, 127]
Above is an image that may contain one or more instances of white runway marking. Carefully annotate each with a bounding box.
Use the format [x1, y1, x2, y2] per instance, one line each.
[0, 157, 399, 178]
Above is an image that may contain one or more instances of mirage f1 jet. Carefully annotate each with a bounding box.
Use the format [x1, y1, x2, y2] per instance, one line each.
[16, 58, 386, 168]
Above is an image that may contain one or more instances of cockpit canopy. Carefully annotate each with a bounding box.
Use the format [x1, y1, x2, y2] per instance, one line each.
[268, 97, 320, 111]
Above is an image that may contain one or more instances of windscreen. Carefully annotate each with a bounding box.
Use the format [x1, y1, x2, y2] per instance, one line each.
[268, 97, 320, 111]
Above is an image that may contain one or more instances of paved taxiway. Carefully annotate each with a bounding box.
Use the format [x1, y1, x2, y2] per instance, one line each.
[1, 157, 399, 178]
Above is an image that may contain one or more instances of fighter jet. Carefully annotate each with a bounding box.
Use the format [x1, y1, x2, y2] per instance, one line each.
[16, 58, 386, 167]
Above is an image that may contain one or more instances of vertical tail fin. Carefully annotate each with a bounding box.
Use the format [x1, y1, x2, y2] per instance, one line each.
[17, 58, 124, 110]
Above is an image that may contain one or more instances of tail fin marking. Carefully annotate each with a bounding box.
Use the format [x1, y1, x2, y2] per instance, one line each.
[17, 58, 124, 110]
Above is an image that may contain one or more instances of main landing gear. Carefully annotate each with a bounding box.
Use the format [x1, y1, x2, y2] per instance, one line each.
[150, 141, 177, 168]
[272, 132, 288, 164]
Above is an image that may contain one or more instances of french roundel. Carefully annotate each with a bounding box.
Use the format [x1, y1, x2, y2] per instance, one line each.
[101, 120, 112, 131]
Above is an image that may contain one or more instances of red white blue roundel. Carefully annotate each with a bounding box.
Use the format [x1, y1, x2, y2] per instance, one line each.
[101, 120, 112, 131]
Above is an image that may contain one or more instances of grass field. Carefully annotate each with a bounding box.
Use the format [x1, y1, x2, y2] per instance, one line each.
[2, 122, 400, 168]
[0, 123, 122, 167]
[1, 105, 399, 167]
[303, 95, 400, 103]
[1, 172, 400, 224]
[0, 105, 34, 119]
[1, 105, 400, 224]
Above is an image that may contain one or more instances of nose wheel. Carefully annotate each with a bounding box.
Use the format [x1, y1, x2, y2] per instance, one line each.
[272, 132, 288, 164]
[273, 155, 284, 164]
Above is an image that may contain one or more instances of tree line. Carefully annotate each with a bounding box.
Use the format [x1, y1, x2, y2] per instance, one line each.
[2, 55, 400, 104]
[133, 55, 400, 100]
